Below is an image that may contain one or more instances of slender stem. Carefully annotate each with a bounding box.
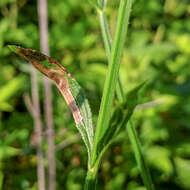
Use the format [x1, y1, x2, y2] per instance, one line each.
[98, 4, 155, 190]
[30, 66, 46, 190]
[37, 0, 56, 190]
[92, 0, 133, 167]
[56, 134, 80, 151]
[99, 11, 124, 103]
[127, 121, 155, 190]
[99, 11, 112, 58]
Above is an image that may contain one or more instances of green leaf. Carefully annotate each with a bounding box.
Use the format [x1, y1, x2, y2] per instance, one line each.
[0, 102, 13, 112]
[0, 76, 24, 102]
[0, 76, 25, 111]
[96, 82, 145, 160]
[175, 157, 190, 189]
[145, 146, 173, 175]
[9, 45, 94, 162]
[0, 146, 21, 160]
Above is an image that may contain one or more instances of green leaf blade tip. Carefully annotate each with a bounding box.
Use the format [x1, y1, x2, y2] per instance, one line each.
[8, 45, 19, 54]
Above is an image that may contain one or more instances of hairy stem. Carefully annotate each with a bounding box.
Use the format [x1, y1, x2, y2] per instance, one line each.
[92, 0, 133, 169]
[98, 3, 155, 190]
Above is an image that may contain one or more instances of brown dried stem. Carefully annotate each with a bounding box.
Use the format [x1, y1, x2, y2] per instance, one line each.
[37, 0, 56, 190]
[30, 66, 46, 190]
[23, 93, 34, 117]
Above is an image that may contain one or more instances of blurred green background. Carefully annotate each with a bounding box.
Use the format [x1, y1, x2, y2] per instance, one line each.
[1, 0, 190, 189]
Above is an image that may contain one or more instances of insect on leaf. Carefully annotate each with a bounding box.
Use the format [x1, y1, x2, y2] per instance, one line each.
[8, 45, 94, 161]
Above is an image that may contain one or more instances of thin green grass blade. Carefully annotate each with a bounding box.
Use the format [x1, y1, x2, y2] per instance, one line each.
[91, 0, 133, 167]
[127, 120, 155, 190]
[98, 3, 155, 190]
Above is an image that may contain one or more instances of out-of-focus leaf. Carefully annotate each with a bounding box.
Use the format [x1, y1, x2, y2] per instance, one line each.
[0, 18, 11, 51]
[0, 170, 3, 190]
[141, 115, 169, 144]
[9, 45, 94, 161]
[106, 172, 126, 190]
[0, 146, 21, 160]
[127, 181, 146, 190]
[145, 146, 173, 176]
[175, 157, 190, 189]
[26, 182, 37, 190]
[130, 42, 177, 61]
[0, 102, 13, 111]
[0, 76, 25, 111]
[0, 0, 15, 7]
[176, 34, 190, 54]
[0, 77, 24, 102]
[66, 168, 85, 190]
[176, 142, 190, 157]
[1, 129, 28, 145]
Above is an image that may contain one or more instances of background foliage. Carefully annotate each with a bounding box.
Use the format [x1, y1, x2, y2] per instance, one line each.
[1, 0, 190, 189]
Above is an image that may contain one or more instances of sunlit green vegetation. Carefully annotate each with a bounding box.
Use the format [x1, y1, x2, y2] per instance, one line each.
[1, 0, 190, 189]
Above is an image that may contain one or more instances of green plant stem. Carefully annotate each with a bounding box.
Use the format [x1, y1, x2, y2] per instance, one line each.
[99, 10, 125, 103]
[98, 4, 155, 190]
[84, 166, 98, 190]
[127, 121, 155, 190]
[91, 0, 133, 167]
